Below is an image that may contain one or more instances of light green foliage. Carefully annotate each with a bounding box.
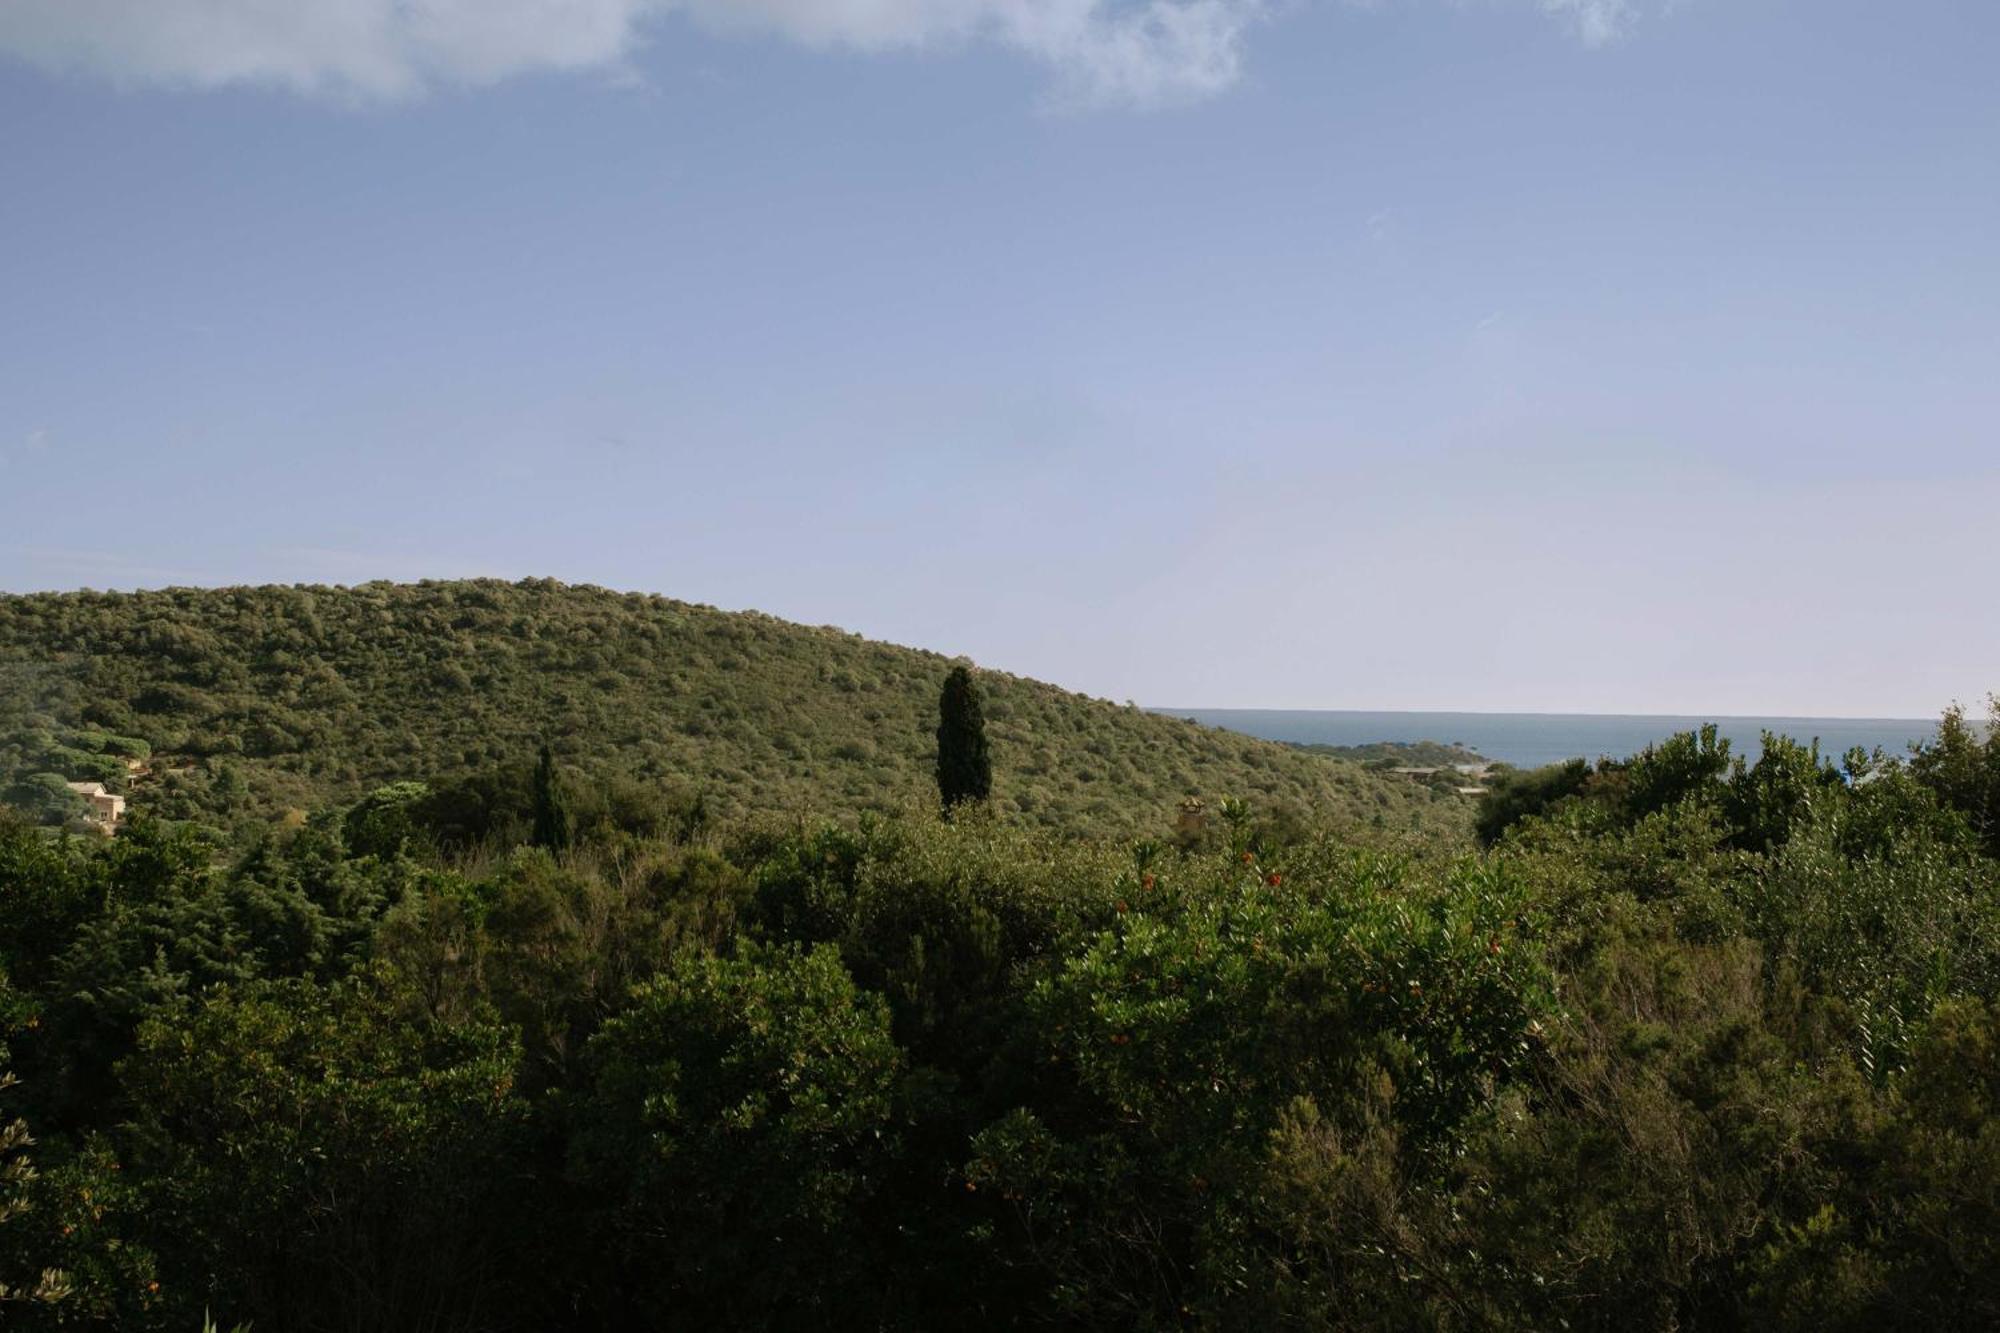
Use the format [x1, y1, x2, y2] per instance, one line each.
[0, 580, 1464, 840]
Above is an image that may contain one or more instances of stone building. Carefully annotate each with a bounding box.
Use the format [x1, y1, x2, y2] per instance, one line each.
[65, 781, 126, 832]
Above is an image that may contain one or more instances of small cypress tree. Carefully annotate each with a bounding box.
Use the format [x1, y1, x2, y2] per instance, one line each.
[531, 742, 571, 851]
[935, 666, 992, 815]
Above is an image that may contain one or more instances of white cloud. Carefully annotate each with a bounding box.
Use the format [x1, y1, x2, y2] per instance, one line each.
[0, 0, 1662, 108]
[0, 1, 658, 99]
[1537, 0, 1641, 47]
[0, 0, 1266, 107]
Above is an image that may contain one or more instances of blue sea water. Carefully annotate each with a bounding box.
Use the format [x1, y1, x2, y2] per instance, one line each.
[1154, 709, 1939, 771]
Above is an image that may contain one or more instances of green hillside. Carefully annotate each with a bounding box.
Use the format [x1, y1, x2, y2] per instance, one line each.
[0, 579, 1464, 838]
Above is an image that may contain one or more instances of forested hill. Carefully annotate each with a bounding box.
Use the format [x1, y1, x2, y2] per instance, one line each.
[0, 579, 1461, 837]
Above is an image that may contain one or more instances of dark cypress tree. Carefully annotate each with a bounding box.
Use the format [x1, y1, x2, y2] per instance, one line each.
[531, 742, 571, 851]
[935, 666, 992, 815]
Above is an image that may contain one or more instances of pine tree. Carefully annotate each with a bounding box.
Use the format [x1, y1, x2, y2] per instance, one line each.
[935, 666, 992, 815]
[531, 742, 571, 851]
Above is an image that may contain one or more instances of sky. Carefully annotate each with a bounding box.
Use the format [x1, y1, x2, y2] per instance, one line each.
[1, 0, 1995, 718]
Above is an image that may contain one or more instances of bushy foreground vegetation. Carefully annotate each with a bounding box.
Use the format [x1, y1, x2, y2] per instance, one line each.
[0, 581, 1461, 840]
[2, 696, 1997, 1330]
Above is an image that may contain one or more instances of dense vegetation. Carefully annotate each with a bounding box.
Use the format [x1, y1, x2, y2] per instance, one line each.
[0, 656, 1996, 1327]
[0, 580, 1463, 841]
[1293, 740, 1490, 769]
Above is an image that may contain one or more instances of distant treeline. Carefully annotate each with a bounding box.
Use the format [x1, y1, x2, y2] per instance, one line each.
[1291, 739, 1491, 768]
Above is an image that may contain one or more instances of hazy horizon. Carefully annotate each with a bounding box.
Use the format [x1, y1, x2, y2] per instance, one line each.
[1158, 705, 1946, 724]
[1157, 705, 1950, 769]
[4, 0, 1995, 718]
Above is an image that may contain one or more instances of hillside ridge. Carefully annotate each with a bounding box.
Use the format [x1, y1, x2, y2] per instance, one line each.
[0, 578, 1466, 839]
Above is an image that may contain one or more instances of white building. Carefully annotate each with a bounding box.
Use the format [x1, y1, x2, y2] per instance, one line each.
[65, 781, 126, 831]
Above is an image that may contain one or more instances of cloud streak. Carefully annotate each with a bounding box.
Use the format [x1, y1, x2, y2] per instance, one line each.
[1537, 0, 1642, 48]
[0, 0, 1664, 108]
[0, 0, 1267, 107]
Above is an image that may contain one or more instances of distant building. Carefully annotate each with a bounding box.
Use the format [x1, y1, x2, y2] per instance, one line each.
[65, 781, 126, 831]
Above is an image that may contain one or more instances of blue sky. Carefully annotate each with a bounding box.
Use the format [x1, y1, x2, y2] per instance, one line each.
[2, 0, 1995, 716]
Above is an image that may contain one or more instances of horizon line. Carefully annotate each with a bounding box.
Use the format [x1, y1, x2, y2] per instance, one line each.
[1150, 706, 1952, 724]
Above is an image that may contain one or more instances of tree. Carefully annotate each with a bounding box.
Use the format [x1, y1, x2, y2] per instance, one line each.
[0, 1064, 72, 1312]
[118, 979, 531, 1332]
[1473, 758, 1593, 846]
[935, 667, 991, 815]
[1625, 723, 1732, 819]
[530, 742, 570, 852]
[342, 781, 430, 860]
[573, 943, 904, 1324]
[1911, 696, 2000, 856]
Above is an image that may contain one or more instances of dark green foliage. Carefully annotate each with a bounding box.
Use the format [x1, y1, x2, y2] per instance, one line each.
[529, 742, 570, 851]
[935, 666, 993, 814]
[3, 776, 90, 830]
[1475, 756, 1593, 845]
[0, 671, 1996, 1328]
[405, 765, 533, 855]
[0, 811, 103, 990]
[1723, 732, 1840, 852]
[1297, 738, 1489, 766]
[1, 1061, 74, 1311]
[573, 943, 905, 1324]
[341, 780, 430, 860]
[119, 978, 532, 1332]
[1911, 697, 2000, 855]
[1625, 721, 1734, 818]
[966, 850, 1554, 1326]
[1483, 723, 1965, 859]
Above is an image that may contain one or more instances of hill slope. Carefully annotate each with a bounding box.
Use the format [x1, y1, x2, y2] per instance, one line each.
[0, 579, 1466, 838]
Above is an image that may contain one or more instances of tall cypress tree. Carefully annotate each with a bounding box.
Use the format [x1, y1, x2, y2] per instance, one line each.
[531, 741, 571, 851]
[935, 666, 992, 815]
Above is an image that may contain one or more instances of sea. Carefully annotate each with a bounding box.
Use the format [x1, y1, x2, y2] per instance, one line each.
[1153, 709, 1940, 770]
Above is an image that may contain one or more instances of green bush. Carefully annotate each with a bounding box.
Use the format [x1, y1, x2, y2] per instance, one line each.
[573, 942, 905, 1323]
